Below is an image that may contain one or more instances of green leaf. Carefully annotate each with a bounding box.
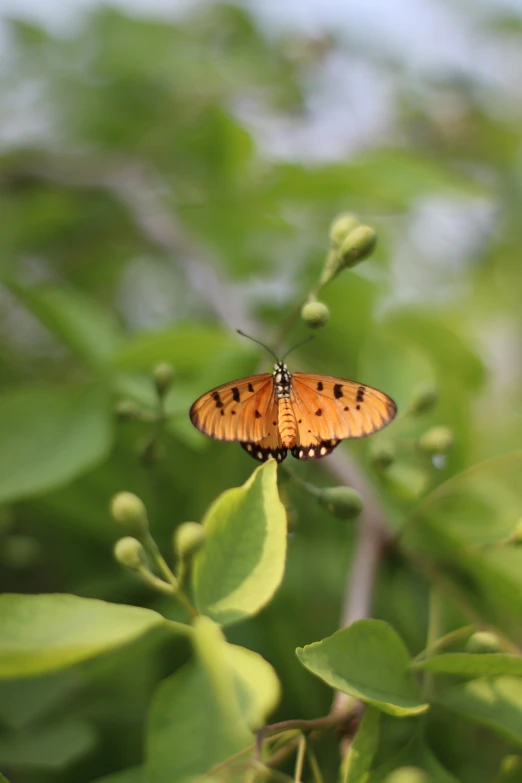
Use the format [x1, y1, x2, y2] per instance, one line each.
[340, 706, 380, 783]
[413, 652, 522, 678]
[0, 669, 81, 728]
[224, 642, 281, 730]
[296, 620, 428, 717]
[147, 617, 256, 783]
[89, 767, 144, 783]
[8, 282, 122, 369]
[0, 384, 112, 504]
[401, 452, 522, 636]
[112, 325, 250, 372]
[434, 677, 522, 747]
[0, 717, 96, 770]
[192, 460, 287, 626]
[0, 594, 183, 678]
[371, 739, 459, 782]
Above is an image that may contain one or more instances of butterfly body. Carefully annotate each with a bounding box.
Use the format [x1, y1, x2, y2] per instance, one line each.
[189, 360, 397, 463]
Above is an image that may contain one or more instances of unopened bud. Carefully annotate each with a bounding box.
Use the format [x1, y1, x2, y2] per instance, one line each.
[409, 382, 438, 416]
[418, 426, 454, 455]
[115, 400, 140, 421]
[110, 492, 149, 538]
[339, 225, 377, 268]
[301, 300, 330, 329]
[154, 363, 175, 398]
[384, 767, 428, 783]
[319, 486, 363, 520]
[466, 631, 502, 654]
[329, 213, 360, 248]
[370, 442, 395, 470]
[175, 522, 206, 560]
[114, 537, 144, 571]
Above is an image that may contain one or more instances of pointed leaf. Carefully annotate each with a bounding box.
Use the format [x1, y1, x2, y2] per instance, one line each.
[0, 385, 112, 503]
[147, 617, 255, 783]
[296, 620, 428, 717]
[193, 461, 287, 625]
[434, 677, 522, 747]
[0, 594, 183, 678]
[340, 706, 380, 783]
[225, 643, 281, 730]
[413, 653, 522, 678]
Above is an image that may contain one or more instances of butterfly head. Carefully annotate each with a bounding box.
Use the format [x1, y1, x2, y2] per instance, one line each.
[273, 362, 292, 399]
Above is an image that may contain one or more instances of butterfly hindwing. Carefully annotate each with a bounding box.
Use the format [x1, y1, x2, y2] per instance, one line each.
[189, 374, 275, 443]
[241, 396, 287, 463]
[290, 373, 396, 460]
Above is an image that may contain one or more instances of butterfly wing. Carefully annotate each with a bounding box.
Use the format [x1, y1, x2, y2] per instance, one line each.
[241, 395, 287, 463]
[189, 374, 275, 443]
[290, 373, 397, 460]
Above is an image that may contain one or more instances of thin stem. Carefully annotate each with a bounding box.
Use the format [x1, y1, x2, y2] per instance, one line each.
[307, 746, 324, 783]
[135, 565, 175, 595]
[422, 587, 444, 700]
[294, 735, 306, 783]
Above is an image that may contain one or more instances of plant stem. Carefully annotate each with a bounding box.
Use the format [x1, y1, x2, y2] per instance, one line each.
[294, 735, 306, 783]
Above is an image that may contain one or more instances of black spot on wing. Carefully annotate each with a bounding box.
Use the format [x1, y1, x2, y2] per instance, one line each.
[232, 386, 240, 402]
[255, 410, 262, 419]
[212, 391, 223, 408]
[334, 384, 343, 399]
[241, 443, 287, 463]
[248, 382, 254, 392]
[317, 381, 324, 391]
[291, 440, 340, 460]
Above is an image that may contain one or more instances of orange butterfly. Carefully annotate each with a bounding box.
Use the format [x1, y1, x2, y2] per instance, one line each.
[189, 334, 397, 463]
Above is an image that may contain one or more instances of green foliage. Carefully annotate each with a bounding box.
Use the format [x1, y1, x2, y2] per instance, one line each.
[192, 460, 287, 626]
[0, 594, 178, 677]
[1, 2, 522, 781]
[297, 620, 428, 717]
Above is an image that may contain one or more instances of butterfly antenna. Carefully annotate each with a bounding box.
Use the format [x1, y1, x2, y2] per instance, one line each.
[236, 330, 279, 361]
[282, 335, 315, 361]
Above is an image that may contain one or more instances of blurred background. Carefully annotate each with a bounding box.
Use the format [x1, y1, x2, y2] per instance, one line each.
[1, 0, 522, 781]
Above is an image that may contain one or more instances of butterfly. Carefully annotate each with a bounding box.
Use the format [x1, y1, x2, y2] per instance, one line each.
[189, 334, 397, 463]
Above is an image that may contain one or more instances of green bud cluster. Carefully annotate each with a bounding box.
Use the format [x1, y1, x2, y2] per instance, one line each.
[384, 767, 428, 783]
[114, 537, 144, 571]
[301, 300, 330, 329]
[319, 214, 378, 288]
[110, 491, 150, 538]
[319, 486, 363, 520]
[174, 522, 206, 560]
[418, 426, 454, 455]
[370, 442, 396, 470]
[154, 362, 175, 398]
[409, 382, 439, 416]
[466, 631, 502, 654]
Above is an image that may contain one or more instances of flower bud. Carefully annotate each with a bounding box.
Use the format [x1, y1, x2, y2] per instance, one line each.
[114, 537, 144, 571]
[418, 426, 454, 455]
[370, 442, 395, 470]
[339, 225, 377, 268]
[329, 213, 360, 248]
[115, 400, 140, 421]
[154, 362, 175, 398]
[174, 522, 206, 561]
[318, 486, 363, 520]
[466, 631, 502, 654]
[384, 767, 428, 783]
[409, 382, 439, 416]
[110, 491, 149, 538]
[301, 300, 330, 329]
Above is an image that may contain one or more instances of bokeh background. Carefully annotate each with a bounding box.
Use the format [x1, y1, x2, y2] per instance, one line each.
[1, 0, 522, 781]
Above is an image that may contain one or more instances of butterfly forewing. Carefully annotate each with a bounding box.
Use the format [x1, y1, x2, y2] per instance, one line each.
[189, 366, 397, 462]
[189, 374, 275, 443]
[290, 373, 396, 460]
